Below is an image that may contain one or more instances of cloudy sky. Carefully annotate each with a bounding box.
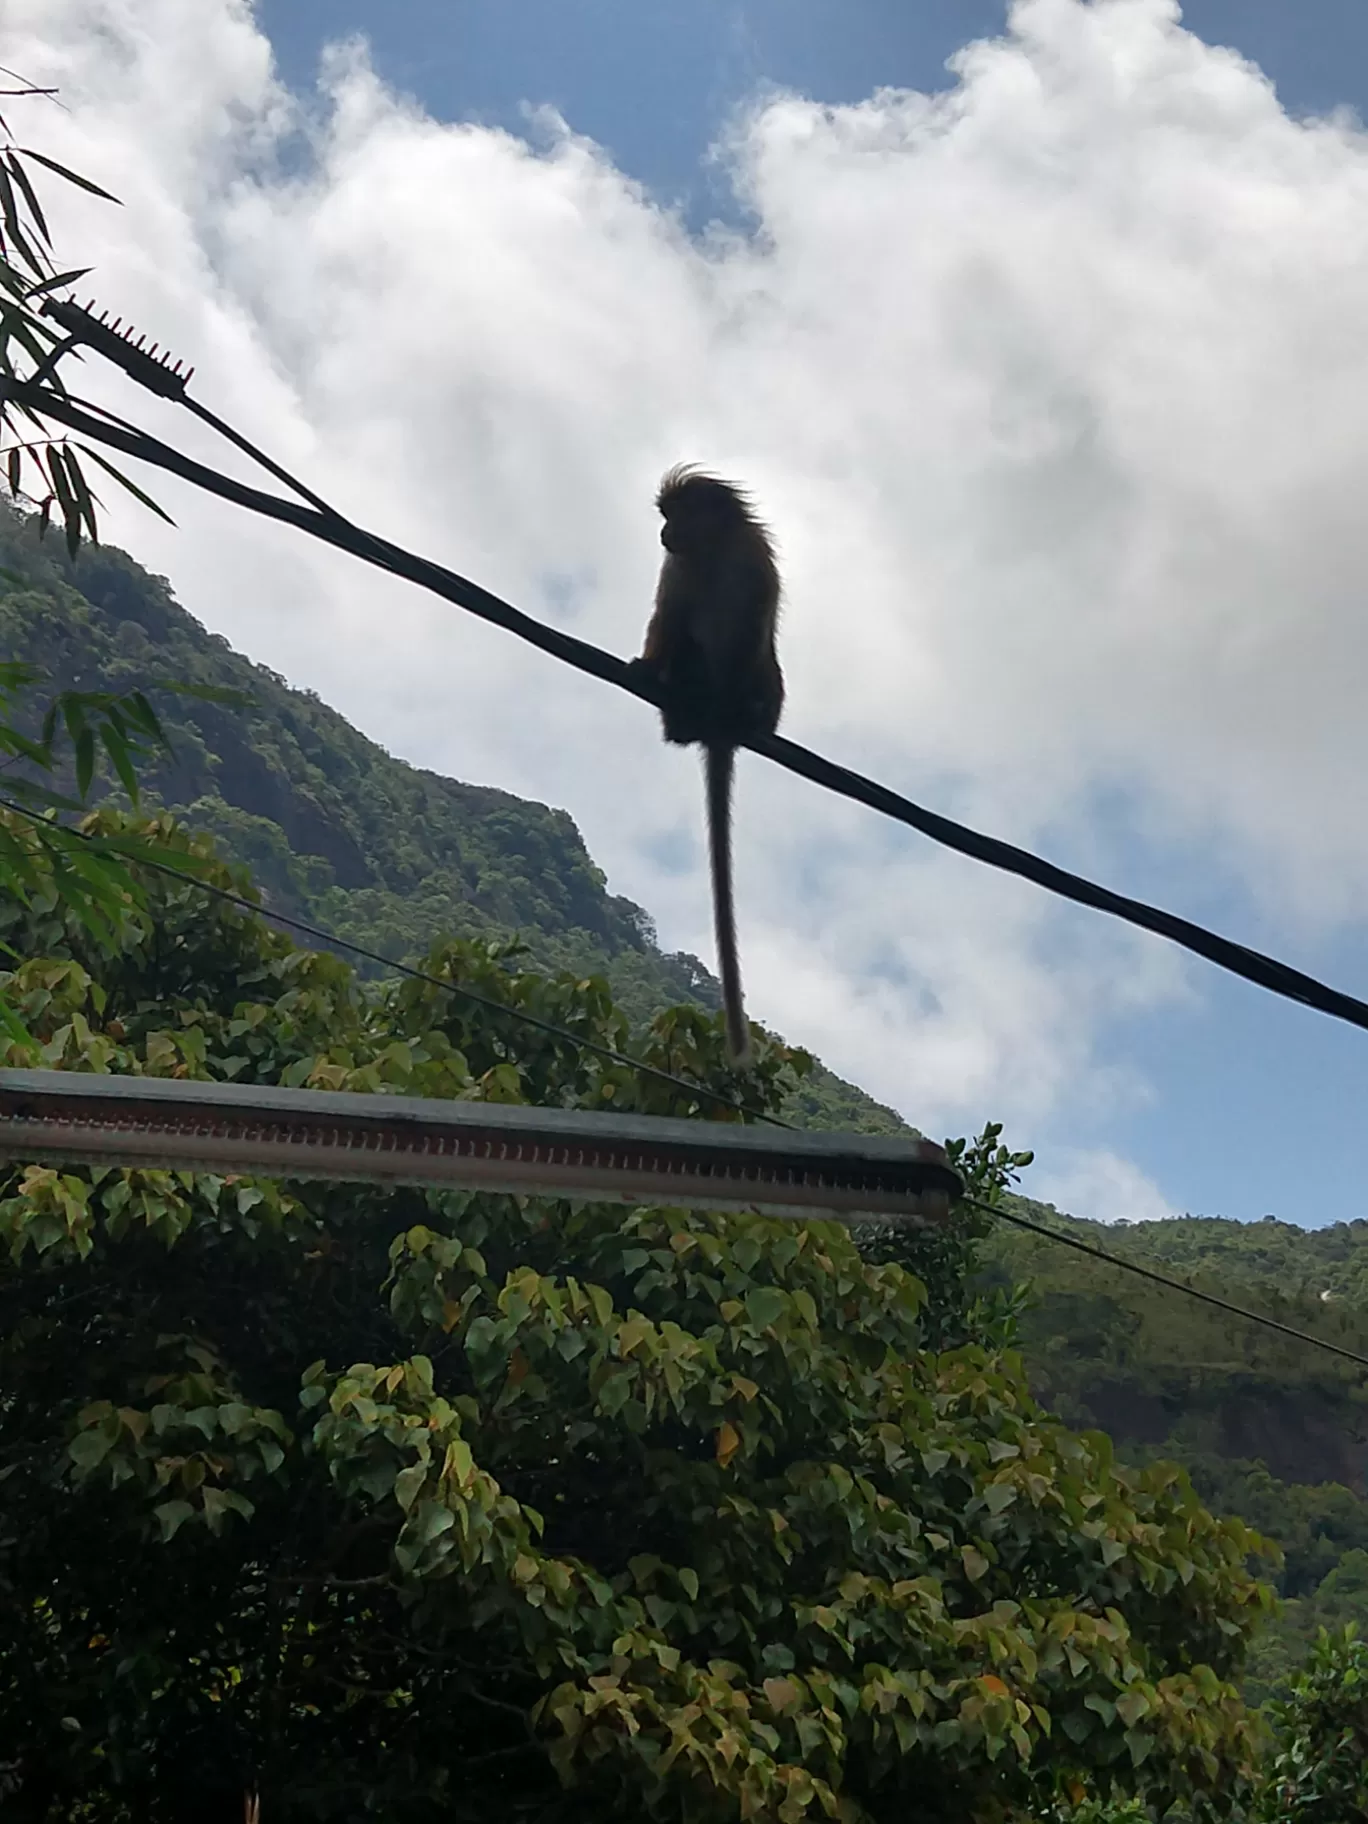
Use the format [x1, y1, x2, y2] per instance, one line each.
[11, 0, 1368, 1227]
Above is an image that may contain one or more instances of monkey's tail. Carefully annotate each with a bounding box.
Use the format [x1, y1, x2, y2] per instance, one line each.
[705, 744, 751, 1067]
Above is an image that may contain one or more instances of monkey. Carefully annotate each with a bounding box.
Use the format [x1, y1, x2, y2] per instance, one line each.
[628, 465, 784, 1067]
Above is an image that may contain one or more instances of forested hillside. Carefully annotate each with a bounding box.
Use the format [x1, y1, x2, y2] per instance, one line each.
[0, 506, 899, 1134]
[5, 502, 1367, 1704]
[980, 1207, 1368, 1693]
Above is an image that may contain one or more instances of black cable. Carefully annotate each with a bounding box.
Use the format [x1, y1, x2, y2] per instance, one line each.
[966, 1195, 1368, 1371]
[0, 794, 790, 1127]
[13, 804, 1365, 1372]
[9, 373, 1368, 1048]
[182, 395, 353, 525]
[36, 785, 1368, 1375]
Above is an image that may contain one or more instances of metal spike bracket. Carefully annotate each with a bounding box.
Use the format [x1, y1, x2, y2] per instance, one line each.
[40, 295, 194, 399]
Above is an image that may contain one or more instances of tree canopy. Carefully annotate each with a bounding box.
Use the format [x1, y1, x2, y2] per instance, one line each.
[0, 808, 1274, 1822]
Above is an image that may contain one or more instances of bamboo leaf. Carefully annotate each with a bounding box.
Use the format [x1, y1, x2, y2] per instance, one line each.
[0, 727, 53, 769]
[124, 690, 167, 743]
[14, 150, 121, 203]
[6, 151, 51, 246]
[1, 777, 87, 813]
[0, 160, 39, 274]
[23, 269, 91, 301]
[74, 444, 175, 525]
[0, 991, 34, 1050]
[45, 444, 81, 555]
[99, 721, 139, 806]
[73, 723, 95, 799]
[1, 778, 88, 813]
[59, 444, 100, 545]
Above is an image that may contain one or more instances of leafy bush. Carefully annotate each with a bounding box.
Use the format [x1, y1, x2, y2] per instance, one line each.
[1259, 1626, 1368, 1822]
[0, 812, 1276, 1821]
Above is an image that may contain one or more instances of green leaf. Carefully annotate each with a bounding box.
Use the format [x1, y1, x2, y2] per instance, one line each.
[122, 690, 167, 745]
[23, 267, 91, 302]
[0, 160, 40, 273]
[0, 990, 33, 1049]
[100, 722, 140, 805]
[73, 724, 95, 800]
[961, 1545, 989, 1582]
[154, 1499, 195, 1542]
[74, 444, 175, 525]
[394, 1464, 426, 1512]
[5, 152, 52, 246]
[44, 443, 80, 555]
[14, 149, 122, 202]
[744, 1286, 785, 1331]
[68, 1428, 114, 1473]
[59, 443, 101, 546]
[201, 1486, 254, 1532]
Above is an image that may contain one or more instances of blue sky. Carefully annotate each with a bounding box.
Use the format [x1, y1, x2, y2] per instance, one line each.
[18, 0, 1368, 1230]
[258, 2, 1368, 208]
[247, 0, 1368, 1228]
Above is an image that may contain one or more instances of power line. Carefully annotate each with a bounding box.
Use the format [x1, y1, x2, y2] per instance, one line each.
[83, 335, 1368, 1377]
[10, 369, 1368, 1047]
[967, 1195, 1368, 1372]
[9, 812, 1366, 1371]
[0, 794, 790, 1128]
[30, 794, 1368, 1375]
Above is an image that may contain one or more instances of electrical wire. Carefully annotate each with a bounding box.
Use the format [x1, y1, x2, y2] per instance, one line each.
[0, 793, 791, 1127]
[9, 370, 1368, 1047]
[30, 783, 1368, 1377]
[15, 326, 1368, 1348]
[6, 811, 1365, 1369]
[966, 1195, 1368, 1371]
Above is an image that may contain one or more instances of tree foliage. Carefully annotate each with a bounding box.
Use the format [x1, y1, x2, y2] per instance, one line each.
[0, 89, 162, 551]
[0, 809, 1276, 1821]
[978, 1206, 1368, 1703]
[1259, 1627, 1368, 1821]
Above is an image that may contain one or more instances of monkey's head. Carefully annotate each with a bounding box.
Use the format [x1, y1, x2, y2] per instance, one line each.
[656, 465, 756, 555]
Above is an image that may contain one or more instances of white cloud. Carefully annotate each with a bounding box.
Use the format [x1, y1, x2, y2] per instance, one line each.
[7, 0, 1368, 1197]
[1031, 1146, 1179, 1225]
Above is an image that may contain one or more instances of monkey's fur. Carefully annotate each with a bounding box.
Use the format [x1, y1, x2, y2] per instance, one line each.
[630, 465, 783, 1065]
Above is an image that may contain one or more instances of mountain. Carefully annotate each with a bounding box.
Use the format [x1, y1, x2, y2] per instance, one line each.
[0, 505, 902, 1135]
[4, 502, 1366, 1698]
[977, 1204, 1368, 1695]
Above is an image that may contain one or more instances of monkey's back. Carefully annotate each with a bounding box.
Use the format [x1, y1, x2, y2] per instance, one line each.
[654, 545, 783, 747]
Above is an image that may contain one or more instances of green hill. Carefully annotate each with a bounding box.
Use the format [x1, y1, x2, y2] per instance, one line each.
[978, 1204, 1368, 1695]
[0, 505, 901, 1135]
[5, 502, 1367, 1699]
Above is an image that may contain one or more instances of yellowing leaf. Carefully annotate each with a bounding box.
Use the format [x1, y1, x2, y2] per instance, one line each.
[716, 1420, 741, 1468]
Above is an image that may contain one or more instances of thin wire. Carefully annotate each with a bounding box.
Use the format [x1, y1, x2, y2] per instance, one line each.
[13, 809, 1365, 1370]
[10, 372, 1368, 1048]
[966, 1195, 1368, 1371]
[0, 794, 789, 1127]
[130, 365, 1368, 1370]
